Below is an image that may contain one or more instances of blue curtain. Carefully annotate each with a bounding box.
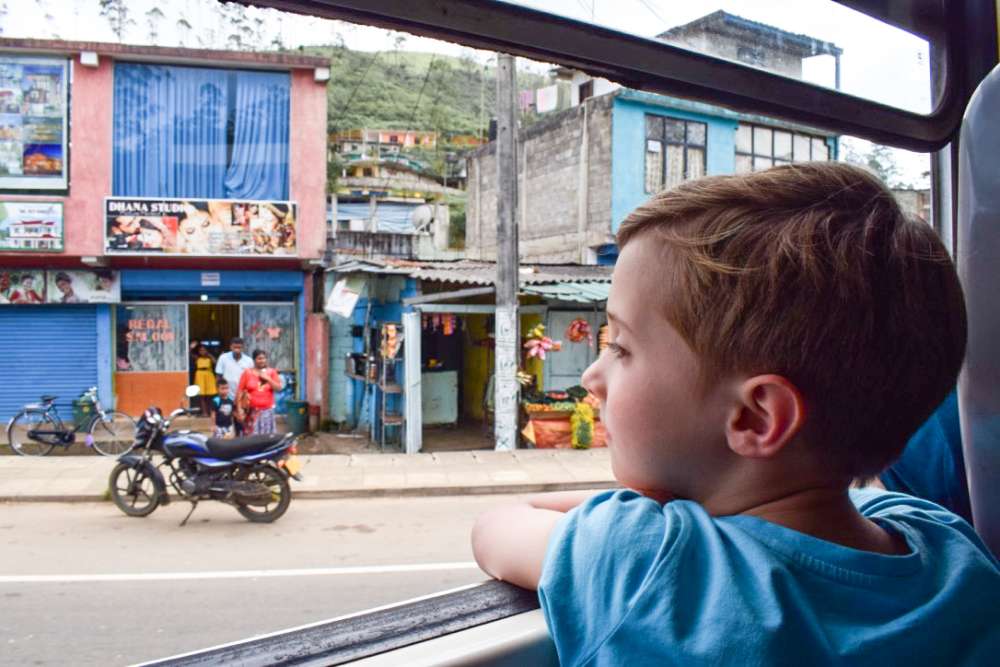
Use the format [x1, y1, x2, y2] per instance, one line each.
[224, 71, 290, 200]
[113, 64, 289, 200]
[113, 64, 228, 198]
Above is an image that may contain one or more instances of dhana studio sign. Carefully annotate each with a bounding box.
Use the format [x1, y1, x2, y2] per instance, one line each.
[105, 197, 298, 257]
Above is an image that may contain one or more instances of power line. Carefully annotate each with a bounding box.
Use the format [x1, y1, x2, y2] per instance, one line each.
[330, 49, 380, 130]
[636, 0, 667, 27]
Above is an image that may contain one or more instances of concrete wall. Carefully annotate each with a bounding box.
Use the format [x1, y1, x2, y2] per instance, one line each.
[466, 93, 614, 263]
[290, 68, 330, 261]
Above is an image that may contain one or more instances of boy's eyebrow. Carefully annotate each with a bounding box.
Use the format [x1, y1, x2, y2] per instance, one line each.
[606, 310, 631, 333]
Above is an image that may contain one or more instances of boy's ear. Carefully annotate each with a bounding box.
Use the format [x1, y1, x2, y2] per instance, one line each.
[724, 375, 806, 459]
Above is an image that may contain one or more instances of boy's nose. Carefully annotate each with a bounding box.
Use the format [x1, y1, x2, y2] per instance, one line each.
[581, 358, 605, 400]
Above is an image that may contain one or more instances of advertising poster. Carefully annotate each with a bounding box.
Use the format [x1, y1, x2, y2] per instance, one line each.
[0, 269, 120, 305]
[0, 269, 45, 304]
[0, 201, 63, 251]
[45, 269, 120, 304]
[0, 57, 67, 188]
[105, 197, 297, 256]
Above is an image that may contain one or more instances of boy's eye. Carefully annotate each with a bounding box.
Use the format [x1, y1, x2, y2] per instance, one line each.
[607, 342, 628, 358]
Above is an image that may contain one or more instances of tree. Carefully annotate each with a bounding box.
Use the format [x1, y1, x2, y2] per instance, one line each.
[99, 0, 134, 42]
[842, 140, 904, 187]
[146, 7, 165, 44]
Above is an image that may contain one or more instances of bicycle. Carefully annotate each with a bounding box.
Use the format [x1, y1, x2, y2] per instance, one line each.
[6, 387, 136, 457]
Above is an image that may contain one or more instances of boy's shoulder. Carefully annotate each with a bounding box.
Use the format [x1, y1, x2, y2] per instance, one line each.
[540, 489, 1000, 665]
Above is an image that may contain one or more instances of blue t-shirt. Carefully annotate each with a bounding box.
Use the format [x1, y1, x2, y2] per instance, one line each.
[539, 489, 1000, 666]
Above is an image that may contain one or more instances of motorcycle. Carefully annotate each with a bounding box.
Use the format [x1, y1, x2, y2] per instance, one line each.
[108, 386, 302, 525]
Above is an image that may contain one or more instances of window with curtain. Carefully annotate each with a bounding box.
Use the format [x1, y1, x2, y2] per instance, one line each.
[242, 304, 296, 372]
[113, 63, 290, 200]
[115, 304, 187, 373]
[644, 115, 707, 193]
[734, 124, 831, 174]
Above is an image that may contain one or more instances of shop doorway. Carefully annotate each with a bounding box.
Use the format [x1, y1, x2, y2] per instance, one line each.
[188, 303, 240, 361]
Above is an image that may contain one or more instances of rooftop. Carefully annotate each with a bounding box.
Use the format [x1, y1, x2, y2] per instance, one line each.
[657, 10, 843, 58]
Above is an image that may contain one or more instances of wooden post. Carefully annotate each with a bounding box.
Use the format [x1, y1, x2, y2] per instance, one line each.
[494, 53, 519, 451]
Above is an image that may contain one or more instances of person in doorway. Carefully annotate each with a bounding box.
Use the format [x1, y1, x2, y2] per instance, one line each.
[192, 344, 217, 416]
[211, 379, 235, 439]
[215, 337, 252, 399]
[237, 349, 282, 436]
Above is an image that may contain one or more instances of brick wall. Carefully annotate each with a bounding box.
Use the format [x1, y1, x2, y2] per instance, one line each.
[466, 94, 614, 263]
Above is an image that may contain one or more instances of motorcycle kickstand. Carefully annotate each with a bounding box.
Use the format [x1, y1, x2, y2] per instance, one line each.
[179, 500, 199, 527]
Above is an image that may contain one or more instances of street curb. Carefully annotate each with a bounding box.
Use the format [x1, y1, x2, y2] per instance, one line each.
[0, 480, 618, 504]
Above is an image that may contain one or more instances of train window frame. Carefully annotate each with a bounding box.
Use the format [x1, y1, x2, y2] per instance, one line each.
[149, 1, 997, 663]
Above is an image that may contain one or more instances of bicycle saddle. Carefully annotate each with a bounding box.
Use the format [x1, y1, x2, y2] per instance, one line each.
[40, 395, 57, 403]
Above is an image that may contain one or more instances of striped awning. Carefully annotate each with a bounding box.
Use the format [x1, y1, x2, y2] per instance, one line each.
[521, 282, 610, 303]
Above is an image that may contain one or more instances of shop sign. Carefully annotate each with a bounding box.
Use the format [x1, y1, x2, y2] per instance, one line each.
[0, 56, 69, 190]
[104, 197, 297, 257]
[0, 201, 63, 251]
[0, 268, 120, 304]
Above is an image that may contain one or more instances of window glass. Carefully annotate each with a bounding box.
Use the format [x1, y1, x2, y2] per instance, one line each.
[664, 144, 685, 189]
[774, 131, 793, 160]
[664, 118, 686, 142]
[644, 114, 708, 192]
[812, 138, 830, 160]
[0, 55, 69, 190]
[645, 140, 663, 192]
[242, 304, 296, 372]
[116, 304, 186, 372]
[686, 123, 706, 146]
[735, 154, 753, 174]
[502, 0, 932, 114]
[793, 134, 812, 161]
[645, 114, 663, 139]
[735, 125, 753, 154]
[686, 148, 705, 179]
[753, 127, 773, 156]
[113, 63, 290, 200]
[754, 156, 774, 171]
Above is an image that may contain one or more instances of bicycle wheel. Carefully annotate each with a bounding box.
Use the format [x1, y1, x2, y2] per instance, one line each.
[89, 412, 137, 457]
[235, 465, 291, 523]
[109, 462, 160, 517]
[7, 410, 58, 456]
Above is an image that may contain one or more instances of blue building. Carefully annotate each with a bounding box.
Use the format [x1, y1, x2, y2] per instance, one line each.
[464, 11, 841, 266]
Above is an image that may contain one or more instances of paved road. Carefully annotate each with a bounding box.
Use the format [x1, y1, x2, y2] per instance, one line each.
[0, 495, 515, 665]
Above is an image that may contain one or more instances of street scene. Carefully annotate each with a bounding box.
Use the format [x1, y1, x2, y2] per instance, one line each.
[3, 1, 991, 666]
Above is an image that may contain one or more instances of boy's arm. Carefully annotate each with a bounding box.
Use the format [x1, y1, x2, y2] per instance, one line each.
[471, 490, 606, 590]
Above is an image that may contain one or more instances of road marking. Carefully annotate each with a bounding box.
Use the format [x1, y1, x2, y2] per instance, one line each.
[0, 561, 481, 584]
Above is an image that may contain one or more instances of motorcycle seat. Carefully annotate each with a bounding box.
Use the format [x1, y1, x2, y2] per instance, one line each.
[205, 434, 286, 459]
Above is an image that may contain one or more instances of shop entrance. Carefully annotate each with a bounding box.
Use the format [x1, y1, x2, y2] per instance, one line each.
[188, 304, 240, 383]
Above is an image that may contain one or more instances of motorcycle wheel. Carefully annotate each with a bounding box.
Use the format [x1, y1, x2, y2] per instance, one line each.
[235, 465, 291, 523]
[109, 462, 160, 517]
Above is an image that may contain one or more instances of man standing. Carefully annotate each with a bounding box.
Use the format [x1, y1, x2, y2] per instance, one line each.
[215, 338, 253, 432]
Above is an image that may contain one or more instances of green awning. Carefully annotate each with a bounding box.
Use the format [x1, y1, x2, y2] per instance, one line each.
[521, 282, 610, 304]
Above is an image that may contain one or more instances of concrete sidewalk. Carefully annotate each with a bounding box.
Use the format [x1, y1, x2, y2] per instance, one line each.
[0, 448, 617, 502]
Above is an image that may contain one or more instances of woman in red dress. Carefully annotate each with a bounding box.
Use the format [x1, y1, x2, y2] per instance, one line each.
[237, 349, 282, 435]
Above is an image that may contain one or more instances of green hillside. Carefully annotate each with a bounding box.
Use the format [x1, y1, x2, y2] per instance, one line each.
[300, 46, 553, 137]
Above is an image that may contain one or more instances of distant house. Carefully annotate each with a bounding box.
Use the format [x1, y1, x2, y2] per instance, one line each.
[465, 11, 842, 264]
[330, 128, 438, 159]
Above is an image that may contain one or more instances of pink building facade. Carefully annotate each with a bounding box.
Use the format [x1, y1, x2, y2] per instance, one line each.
[0, 39, 330, 420]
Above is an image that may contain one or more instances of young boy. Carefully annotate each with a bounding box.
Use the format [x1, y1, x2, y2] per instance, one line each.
[472, 162, 1000, 664]
[212, 379, 236, 439]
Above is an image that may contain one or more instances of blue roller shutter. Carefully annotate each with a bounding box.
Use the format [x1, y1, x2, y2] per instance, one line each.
[0, 306, 99, 421]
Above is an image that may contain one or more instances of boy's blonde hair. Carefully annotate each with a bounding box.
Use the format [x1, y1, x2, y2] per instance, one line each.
[617, 162, 966, 478]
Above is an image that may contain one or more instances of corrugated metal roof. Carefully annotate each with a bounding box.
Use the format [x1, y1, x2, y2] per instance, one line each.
[521, 282, 610, 303]
[329, 258, 612, 286]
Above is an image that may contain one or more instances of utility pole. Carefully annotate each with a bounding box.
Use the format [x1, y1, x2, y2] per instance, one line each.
[494, 53, 519, 451]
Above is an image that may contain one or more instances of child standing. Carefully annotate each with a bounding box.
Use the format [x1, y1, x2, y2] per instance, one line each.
[211, 379, 235, 439]
[472, 163, 999, 664]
